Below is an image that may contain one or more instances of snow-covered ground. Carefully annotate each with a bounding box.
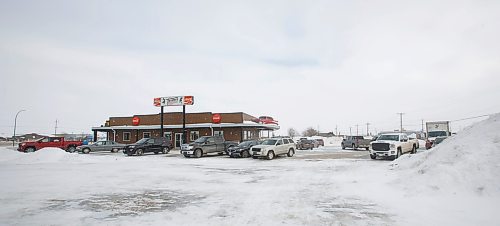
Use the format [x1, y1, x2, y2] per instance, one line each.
[0, 115, 499, 225]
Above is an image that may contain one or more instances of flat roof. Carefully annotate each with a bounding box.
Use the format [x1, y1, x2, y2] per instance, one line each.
[92, 122, 279, 131]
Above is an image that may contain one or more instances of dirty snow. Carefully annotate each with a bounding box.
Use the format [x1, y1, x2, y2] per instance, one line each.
[0, 115, 499, 225]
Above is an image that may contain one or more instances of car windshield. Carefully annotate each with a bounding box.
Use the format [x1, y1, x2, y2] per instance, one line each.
[194, 137, 208, 143]
[134, 138, 149, 144]
[428, 131, 447, 138]
[261, 139, 277, 145]
[377, 135, 399, 141]
[239, 141, 253, 147]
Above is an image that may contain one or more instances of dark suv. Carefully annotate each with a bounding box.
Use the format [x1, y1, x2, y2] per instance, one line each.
[123, 137, 173, 156]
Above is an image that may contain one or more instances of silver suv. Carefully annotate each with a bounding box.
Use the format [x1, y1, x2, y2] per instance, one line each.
[251, 137, 295, 160]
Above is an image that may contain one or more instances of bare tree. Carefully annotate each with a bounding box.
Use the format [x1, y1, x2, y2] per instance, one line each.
[302, 127, 319, 137]
[287, 128, 299, 138]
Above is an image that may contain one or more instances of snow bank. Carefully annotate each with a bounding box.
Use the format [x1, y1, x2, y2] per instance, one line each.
[392, 113, 500, 195]
[0, 147, 77, 164]
[0, 147, 25, 162]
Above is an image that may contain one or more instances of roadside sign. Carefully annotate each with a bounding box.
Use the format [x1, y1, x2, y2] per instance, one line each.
[154, 96, 194, 107]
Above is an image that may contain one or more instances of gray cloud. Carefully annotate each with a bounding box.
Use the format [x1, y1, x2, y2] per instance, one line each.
[1, 0, 499, 136]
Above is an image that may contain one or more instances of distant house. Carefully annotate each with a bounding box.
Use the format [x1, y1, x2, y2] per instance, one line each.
[13, 133, 48, 142]
[0, 137, 7, 142]
[318, 132, 335, 137]
[54, 133, 92, 141]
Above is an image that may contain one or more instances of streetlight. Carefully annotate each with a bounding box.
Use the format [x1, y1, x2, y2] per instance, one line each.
[13, 110, 26, 147]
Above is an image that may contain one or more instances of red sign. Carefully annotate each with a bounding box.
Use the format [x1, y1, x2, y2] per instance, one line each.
[153, 98, 161, 107]
[212, 114, 221, 124]
[183, 96, 194, 105]
[132, 116, 140, 126]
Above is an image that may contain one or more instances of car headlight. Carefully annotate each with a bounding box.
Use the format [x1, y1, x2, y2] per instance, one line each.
[390, 144, 396, 148]
[129, 146, 135, 149]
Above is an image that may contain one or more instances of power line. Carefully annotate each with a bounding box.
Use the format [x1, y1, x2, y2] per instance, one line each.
[451, 114, 492, 122]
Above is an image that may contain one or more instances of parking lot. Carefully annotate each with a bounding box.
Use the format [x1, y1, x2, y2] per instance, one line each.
[0, 146, 402, 226]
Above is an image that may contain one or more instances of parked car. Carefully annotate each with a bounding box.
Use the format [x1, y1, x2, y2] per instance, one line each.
[227, 140, 261, 158]
[17, 137, 82, 153]
[369, 133, 417, 160]
[251, 137, 295, 160]
[123, 137, 172, 156]
[77, 140, 125, 154]
[180, 136, 238, 158]
[315, 139, 324, 147]
[341, 136, 371, 150]
[296, 139, 315, 150]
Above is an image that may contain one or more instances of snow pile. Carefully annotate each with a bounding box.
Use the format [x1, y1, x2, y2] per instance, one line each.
[2, 147, 75, 164]
[393, 113, 500, 195]
[0, 148, 25, 162]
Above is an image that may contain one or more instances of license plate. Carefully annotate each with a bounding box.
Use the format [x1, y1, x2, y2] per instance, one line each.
[183, 151, 194, 155]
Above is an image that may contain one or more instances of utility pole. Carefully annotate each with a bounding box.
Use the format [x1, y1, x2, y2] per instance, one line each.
[355, 124, 359, 135]
[335, 125, 338, 136]
[397, 113, 404, 132]
[366, 123, 370, 136]
[54, 119, 58, 136]
[349, 127, 352, 136]
[421, 119, 424, 132]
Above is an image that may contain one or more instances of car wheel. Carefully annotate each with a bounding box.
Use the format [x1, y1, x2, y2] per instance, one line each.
[365, 147, 369, 151]
[266, 151, 275, 160]
[252, 156, 258, 159]
[183, 153, 190, 158]
[194, 149, 202, 158]
[162, 147, 170, 154]
[83, 148, 91, 154]
[154, 151, 159, 154]
[287, 149, 294, 157]
[136, 149, 144, 156]
[25, 147, 35, 153]
[411, 145, 416, 154]
[394, 149, 401, 160]
[241, 150, 250, 158]
[66, 146, 76, 153]
[341, 144, 345, 150]
[127, 151, 133, 156]
[352, 144, 357, 150]
[370, 154, 376, 160]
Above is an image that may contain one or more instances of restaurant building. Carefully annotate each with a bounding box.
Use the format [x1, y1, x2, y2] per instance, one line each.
[91, 112, 279, 148]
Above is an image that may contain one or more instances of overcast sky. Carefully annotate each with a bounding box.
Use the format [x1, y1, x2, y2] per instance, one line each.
[1, 0, 499, 137]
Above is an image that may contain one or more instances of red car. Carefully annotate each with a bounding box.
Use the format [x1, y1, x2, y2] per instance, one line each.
[18, 137, 83, 153]
[254, 116, 278, 124]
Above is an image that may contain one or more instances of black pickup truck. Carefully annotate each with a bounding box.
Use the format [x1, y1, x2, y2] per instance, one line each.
[180, 136, 238, 158]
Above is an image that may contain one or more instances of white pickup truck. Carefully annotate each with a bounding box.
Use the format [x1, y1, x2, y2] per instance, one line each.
[369, 133, 417, 160]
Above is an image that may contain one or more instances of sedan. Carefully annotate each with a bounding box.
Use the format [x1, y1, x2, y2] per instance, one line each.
[228, 140, 261, 158]
[77, 140, 125, 154]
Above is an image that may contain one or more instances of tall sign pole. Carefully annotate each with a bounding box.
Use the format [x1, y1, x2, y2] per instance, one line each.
[154, 96, 194, 144]
[160, 106, 164, 137]
[183, 105, 186, 144]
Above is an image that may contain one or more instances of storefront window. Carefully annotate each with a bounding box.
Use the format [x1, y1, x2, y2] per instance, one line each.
[190, 131, 199, 141]
[164, 132, 172, 141]
[123, 132, 131, 141]
[214, 131, 224, 137]
[143, 132, 151, 138]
